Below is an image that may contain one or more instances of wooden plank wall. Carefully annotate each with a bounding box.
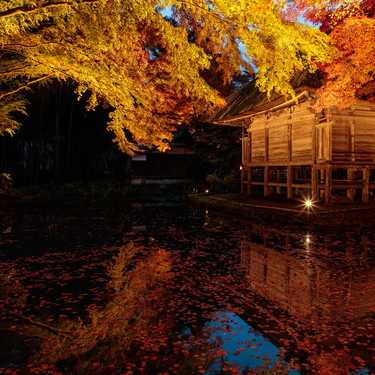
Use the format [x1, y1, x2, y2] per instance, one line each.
[330, 106, 375, 160]
[291, 104, 315, 162]
[246, 101, 315, 165]
[269, 124, 288, 162]
[241, 137, 250, 164]
[355, 118, 375, 155]
[331, 120, 350, 154]
[250, 126, 266, 162]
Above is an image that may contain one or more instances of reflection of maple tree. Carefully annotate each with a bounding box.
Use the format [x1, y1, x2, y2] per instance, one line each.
[30, 243, 172, 373]
[27, 242, 222, 375]
[0, 0, 333, 153]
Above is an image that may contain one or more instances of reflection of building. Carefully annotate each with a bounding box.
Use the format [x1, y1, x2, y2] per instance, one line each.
[240, 223, 375, 322]
[240, 223, 375, 371]
[210, 72, 375, 203]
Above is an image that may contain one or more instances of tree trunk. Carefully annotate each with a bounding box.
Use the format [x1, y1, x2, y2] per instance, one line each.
[1, 136, 6, 172]
[55, 89, 60, 183]
[65, 101, 74, 181]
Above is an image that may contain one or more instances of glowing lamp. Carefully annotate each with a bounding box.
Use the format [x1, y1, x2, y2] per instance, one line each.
[205, 189, 209, 194]
[240, 165, 243, 170]
[305, 200, 312, 208]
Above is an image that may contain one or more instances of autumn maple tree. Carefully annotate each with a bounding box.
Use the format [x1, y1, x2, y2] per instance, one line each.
[292, 0, 375, 109]
[0, 0, 334, 153]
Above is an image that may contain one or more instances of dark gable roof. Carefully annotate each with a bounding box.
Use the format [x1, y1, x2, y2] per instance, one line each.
[209, 70, 325, 124]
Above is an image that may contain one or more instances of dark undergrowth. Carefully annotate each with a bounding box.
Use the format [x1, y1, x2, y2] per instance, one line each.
[0, 180, 201, 209]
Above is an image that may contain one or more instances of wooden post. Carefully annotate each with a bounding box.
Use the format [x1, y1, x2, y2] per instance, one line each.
[362, 165, 370, 203]
[247, 167, 252, 195]
[294, 167, 299, 196]
[264, 166, 269, 197]
[328, 121, 333, 162]
[242, 169, 245, 194]
[312, 118, 317, 164]
[287, 123, 292, 162]
[350, 120, 355, 162]
[265, 126, 269, 163]
[319, 168, 324, 199]
[325, 164, 332, 203]
[287, 166, 293, 199]
[311, 165, 318, 201]
[276, 169, 281, 194]
[347, 168, 355, 201]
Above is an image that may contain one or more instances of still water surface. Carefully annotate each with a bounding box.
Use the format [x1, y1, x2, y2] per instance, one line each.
[0, 205, 375, 374]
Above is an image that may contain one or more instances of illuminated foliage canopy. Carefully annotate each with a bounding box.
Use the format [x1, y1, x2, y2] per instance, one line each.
[0, 0, 334, 153]
[291, 0, 375, 109]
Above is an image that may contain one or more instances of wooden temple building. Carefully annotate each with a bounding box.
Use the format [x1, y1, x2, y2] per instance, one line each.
[210, 72, 375, 203]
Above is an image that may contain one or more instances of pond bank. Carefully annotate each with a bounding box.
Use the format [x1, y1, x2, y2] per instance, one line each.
[0, 181, 189, 210]
[190, 193, 375, 229]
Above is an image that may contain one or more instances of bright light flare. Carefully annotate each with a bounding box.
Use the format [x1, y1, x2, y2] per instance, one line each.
[305, 200, 312, 208]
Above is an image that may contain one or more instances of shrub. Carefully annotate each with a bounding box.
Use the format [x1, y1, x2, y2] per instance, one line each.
[206, 172, 222, 192]
[222, 171, 240, 193]
[0, 173, 13, 193]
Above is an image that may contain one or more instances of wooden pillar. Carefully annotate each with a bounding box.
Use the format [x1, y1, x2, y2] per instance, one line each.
[362, 165, 370, 203]
[241, 166, 244, 194]
[276, 169, 281, 194]
[265, 126, 269, 163]
[293, 167, 298, 196]
[350, 120, 355, 161]
[264, 166, 269, 197]
[347, 168, 355, 201]
[319, 168, 325, 199]
[247, 167, 252, 195]
[287, 123, 292, 162]
[287, 166, 293, 199]
[325, 164, 332, 203]
[311, 165, 318, 201]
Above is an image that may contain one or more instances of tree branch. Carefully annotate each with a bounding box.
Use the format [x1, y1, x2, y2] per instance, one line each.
[2, 42, 58, 49]
[0, 0, 103, 20]
[174, 0, 246, 27]
[0, 65, 32, 76]
[1, 307, 71, 336]
[0, 75, 52, 100]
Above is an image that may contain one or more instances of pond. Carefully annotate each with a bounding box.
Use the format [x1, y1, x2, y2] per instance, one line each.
[0, 205, 375, 374]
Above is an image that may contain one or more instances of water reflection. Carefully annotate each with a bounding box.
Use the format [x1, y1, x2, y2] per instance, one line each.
[1, 206, 375, 374]
[240, 222, 375, 373]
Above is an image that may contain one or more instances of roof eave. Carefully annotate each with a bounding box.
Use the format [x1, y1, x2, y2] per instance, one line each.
[212, 89, 315, 127]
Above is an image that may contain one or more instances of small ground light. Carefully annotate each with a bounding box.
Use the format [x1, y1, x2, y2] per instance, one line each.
[305, 200, 312, 208]
[240, 165, 243, 170]
[205, 189, 209, 194]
